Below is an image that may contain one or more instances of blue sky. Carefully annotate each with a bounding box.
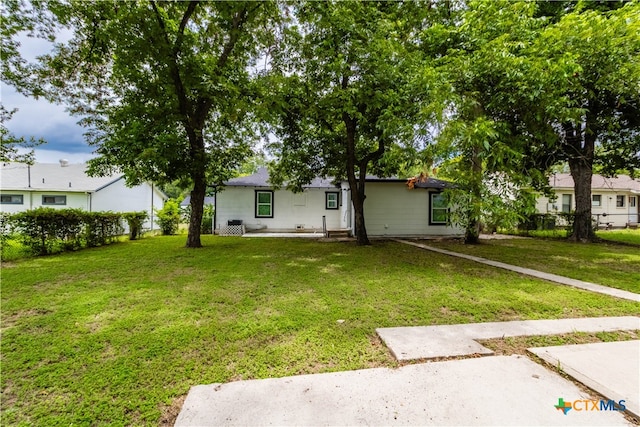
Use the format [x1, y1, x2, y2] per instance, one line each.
[3, 31, 95, 164]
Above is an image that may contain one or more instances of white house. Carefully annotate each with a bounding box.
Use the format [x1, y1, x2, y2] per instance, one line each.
[0, 161, 167, 230]
[535, 173, 639, 228]
[215, 168, 463, 237]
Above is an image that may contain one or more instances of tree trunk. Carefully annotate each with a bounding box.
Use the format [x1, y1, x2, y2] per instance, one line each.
[569, 160, 594, 242]
[350, 176, 370, 246]
[186, 132, 207, 248]
[343, 109, 371, 246]
[186, 174, 205, 248]
[565, 118, 596, 243]
[465, 144, 482, 244]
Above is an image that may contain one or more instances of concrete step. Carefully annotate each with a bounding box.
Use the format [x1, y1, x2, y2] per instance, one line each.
[326, 229, 351, 238]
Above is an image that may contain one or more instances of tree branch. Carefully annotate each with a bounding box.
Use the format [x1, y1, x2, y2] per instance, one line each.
[149, 1, 193, 130]
[175, 1, 199, 54]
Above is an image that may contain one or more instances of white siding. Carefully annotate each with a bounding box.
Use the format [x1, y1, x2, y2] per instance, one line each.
[92, 179, 165, 230]
[363, 182, 463, 236]
[1, 182, 165, 230]
[216, 187, 342, 232]
[536, 189, 637, 228]
[0, 191, 90, 213]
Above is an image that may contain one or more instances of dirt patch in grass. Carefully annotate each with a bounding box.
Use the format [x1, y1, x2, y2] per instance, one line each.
[1, 308, 52, 329]
[159, 394, 186, 427]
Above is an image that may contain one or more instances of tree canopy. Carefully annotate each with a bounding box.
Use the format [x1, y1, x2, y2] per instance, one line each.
[3, 0, 639, 245]
[2, 0, 280, 247]
[427, 0, 640, 242]
[268, 1, 433, 245]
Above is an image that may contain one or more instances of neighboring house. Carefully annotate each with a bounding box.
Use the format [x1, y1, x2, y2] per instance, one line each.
[1, 161, 167, 230]
[215, 168, 463, 237]
[535, 173, 639, 228]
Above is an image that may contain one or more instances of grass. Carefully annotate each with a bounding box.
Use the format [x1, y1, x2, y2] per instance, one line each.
[2, 236, 640, 426]
[480, 330, 640, 356]
[428, 237, 640, 293]
[596, 228, 640, 245]
[0, 238, 33, 262]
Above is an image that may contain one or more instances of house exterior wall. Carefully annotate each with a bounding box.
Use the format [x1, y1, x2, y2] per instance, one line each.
[216, 186, 342, 232]
[91, 179, 165, 230]
[536, 189, 639, 227]
[363, 182, 463, 236]
[1, 182, 165, 230]
[0, 190, 90, 214]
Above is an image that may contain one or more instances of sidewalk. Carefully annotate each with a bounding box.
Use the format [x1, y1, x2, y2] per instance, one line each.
[394, 239, 640, 302]
[176, 316, 639, 426]
[176, 345, 638, 426]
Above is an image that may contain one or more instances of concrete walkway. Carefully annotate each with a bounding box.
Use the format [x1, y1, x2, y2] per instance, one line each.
[176, 317, 639, 426]
[175, 355, 633, 426]
[394, 239, 640, 302]
[376, 316, 640, 360]
[530, 340, 640, 418]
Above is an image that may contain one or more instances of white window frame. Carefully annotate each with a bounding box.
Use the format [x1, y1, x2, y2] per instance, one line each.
[561, 194, 572, 213]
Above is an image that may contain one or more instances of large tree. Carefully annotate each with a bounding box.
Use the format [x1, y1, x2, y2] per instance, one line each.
[533, 2, 640, 241]
[268, 1, 432, 245]
[427, 1, 566, 243]
[1, 0, 279, 247]
[428, 1, 640, 243]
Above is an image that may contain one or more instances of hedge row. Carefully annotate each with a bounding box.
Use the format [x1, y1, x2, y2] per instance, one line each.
[1, 208, 148, 256]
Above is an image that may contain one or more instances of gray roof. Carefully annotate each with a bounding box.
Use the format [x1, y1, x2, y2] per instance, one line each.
[180, 196, 215, 207]
[224, 168, 338, 188]
[224, 167, 454, 190]
[550, 173, 640, 192]
[1, 162, 122, 192]
[365, 175, 454, 189]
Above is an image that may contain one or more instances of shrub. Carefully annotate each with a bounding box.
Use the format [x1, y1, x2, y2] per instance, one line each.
[5, 209, 129, 257]
[181, 203, 215, 234]
[122, 211, 148, 240]
[85, 212, 124, 247]
[155, 199, 181, 235]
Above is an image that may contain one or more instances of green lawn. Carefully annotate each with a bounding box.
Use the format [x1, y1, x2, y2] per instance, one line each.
[596, 228, 640, 246]
[428, 237, 640, 293]
[2, 236, 639, 426]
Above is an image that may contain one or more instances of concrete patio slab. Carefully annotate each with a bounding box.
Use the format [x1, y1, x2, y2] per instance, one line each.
[376, 316, 640, 361]
[175, 355, 632, 426]
[529, 340, 640, 418]
[242, 232, 324, 238]
[394, 239, 640, 302]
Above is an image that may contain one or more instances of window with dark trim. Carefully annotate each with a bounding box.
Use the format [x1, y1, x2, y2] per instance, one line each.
[1, 194, 24, 204]
[255, 190, 273, 218]
[429, 192, 448, 225]
[616, 195, 625, 208]
[591, 194, 601, 207]
[42, 195, 66, 205]
[325, 192, 339, 210]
